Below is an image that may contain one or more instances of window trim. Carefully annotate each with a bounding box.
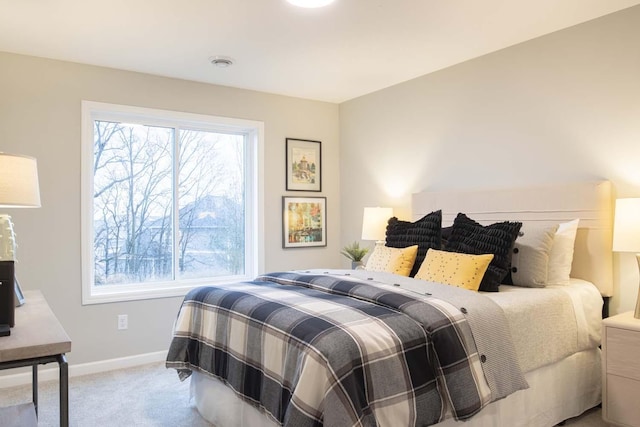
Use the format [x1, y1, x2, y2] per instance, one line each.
[81, 101, 264, 305]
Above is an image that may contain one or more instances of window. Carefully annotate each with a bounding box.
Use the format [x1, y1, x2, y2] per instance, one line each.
[81, 101, 264, 304]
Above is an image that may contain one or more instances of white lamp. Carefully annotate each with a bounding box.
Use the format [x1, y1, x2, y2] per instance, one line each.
[0, 153, 41, 308]
[612, 198, 640, 319]
[361, 207, 393, 245]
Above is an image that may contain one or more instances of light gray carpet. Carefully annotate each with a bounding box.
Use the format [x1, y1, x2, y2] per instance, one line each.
[0, 362, 608, 426]
[0, 362, 211, 426]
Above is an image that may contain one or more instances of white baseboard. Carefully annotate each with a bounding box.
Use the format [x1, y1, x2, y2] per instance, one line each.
[0, 350, 168, 389]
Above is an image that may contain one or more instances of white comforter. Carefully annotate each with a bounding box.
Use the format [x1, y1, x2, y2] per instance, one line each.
[313, 271, 603, 373]
[486, 278, 602, 372]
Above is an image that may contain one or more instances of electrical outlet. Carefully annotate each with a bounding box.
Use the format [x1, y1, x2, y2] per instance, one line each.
[118, 314, 128, 330]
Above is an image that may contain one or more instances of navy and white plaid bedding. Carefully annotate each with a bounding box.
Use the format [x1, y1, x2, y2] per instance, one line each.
[166, 271, 525, 427]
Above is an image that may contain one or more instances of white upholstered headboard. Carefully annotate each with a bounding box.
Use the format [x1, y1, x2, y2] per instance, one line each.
[412, 181, 614, 296]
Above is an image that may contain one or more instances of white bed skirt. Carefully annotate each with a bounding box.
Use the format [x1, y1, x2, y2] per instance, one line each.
[191, 348, 601, 427]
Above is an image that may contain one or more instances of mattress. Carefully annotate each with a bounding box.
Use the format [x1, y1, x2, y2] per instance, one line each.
[184, 272, 603, 426]
[191, 348, 601, 427]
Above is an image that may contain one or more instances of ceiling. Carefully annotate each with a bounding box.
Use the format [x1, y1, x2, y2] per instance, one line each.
[1, 0, 639, 103]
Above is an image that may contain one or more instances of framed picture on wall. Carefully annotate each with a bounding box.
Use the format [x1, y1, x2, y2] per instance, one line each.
[283, 196, 327, 248]
[286, 138, 321, 192]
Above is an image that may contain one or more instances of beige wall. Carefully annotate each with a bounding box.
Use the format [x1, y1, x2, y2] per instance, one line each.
[340, 5, 640, 315]
[0, 52, 340, 364]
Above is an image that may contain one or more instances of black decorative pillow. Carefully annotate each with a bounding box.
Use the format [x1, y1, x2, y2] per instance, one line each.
[441, 226, 453, 248]
[444, 213, 522, 292]
[385, 210, 442, 277]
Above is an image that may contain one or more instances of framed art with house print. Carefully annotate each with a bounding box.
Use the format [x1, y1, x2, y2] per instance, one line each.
[283, 196, 327, 248]
[286, 138, 321, 192]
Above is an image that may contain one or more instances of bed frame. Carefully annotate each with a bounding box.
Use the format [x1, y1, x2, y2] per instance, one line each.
[412, 181, 614, 297]
[191, 181, 613, 427]
[411, 180, 612, 426]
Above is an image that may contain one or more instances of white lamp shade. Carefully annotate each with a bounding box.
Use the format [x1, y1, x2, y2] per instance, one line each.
[361, 207, 393, 241]
[0, 153, 41, 208]
[612, 198, 640, 253]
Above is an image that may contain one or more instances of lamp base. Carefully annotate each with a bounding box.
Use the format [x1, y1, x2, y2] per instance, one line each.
[0, 215, 23, 308]
[635, 254, 640, 319]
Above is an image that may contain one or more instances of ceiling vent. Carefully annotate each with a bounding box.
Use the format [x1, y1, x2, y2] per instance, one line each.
[209, 56, 234, 68]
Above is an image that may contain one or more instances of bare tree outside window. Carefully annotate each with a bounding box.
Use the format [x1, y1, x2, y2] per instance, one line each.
[177, 130, 245, 279]
[92, 121, 245, 286]
[82, 101, 262, 304]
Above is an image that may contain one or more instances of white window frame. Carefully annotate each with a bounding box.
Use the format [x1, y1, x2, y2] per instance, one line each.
[81, 101, 264, 305]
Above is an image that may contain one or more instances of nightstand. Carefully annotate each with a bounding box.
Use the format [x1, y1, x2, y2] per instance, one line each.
[0, 291, 71, 427]
[602, 311, 640, 427]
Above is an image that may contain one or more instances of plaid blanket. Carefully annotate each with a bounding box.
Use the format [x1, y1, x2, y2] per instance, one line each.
[167, 272, 521, 426]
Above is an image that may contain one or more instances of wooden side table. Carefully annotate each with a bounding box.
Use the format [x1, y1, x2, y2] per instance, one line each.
[602, 311, 640, 427]
[0, 290, 71, 427]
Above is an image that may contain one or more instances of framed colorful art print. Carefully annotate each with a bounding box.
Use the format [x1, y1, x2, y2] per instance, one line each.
[283, 196, 327, 248]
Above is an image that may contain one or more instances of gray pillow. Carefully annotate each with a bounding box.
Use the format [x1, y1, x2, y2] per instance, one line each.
[508, 224, 559, 288]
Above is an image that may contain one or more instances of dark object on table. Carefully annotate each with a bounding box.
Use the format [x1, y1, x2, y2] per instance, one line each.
[0, 261, 15, 327]
[0, 324, 10, 337]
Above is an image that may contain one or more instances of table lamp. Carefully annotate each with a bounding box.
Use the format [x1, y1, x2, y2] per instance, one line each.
[361, 207, 393, 246]
[612, 198, 640, 319]
[0, 153, 41, 327]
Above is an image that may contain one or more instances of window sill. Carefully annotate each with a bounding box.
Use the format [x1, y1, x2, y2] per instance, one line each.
[81, 275, 254, 305]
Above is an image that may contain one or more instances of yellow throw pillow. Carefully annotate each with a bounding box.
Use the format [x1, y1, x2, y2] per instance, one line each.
[365, 245, 418, 277]
[415, 249, 494, 291]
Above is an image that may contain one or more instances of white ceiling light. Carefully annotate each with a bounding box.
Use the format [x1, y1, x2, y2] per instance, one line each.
[286, 0, 336, 8]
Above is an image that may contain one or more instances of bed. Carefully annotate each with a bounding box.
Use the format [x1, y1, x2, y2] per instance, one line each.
[167, 181, 613, 427]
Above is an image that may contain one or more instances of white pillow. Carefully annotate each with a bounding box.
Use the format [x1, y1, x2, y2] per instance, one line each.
[547, 219, 580, 285]
[509, 224, 558, 288]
